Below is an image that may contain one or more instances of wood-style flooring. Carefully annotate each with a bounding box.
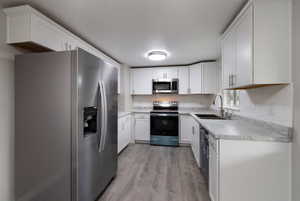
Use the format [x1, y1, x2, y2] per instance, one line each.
[98, 144, 211, 201]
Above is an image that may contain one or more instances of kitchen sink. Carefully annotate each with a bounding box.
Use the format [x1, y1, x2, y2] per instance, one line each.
[195, 114, 225, 120]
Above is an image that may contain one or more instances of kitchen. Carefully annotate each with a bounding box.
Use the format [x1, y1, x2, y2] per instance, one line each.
[0, 0, 299, 201]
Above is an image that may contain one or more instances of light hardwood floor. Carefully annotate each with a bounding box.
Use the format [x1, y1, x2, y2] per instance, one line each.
[98, 144, 211, 201]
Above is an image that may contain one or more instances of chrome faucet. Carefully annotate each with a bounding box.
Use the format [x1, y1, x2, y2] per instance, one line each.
[213, 94, 225, 118]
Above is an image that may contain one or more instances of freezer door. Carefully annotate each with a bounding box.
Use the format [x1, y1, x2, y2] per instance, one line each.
[76, 49, 117, 201]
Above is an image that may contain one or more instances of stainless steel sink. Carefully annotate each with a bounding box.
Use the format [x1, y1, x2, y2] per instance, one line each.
[195, 114, 225, 120]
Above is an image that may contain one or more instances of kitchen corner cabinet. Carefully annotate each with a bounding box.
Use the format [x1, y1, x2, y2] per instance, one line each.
[178, 62, 219, 95]
[131, 68, 153, 95]
[222, 0, 291, 90]
[178, 67, 190, 94]
[209, 136, 291, 201]
[202, 62, 219, 94]
[189, 64, 203, 94]
[134, 113, 150, 142]
[118, 115, 132, 153]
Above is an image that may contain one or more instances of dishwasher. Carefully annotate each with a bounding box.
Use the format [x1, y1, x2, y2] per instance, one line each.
[200, 125, 209, 185]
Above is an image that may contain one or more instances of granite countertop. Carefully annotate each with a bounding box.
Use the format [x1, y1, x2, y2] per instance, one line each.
[190, 113, 292, 143]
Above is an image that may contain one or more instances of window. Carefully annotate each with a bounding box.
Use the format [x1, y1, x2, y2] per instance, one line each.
[223, 90, 240, 109]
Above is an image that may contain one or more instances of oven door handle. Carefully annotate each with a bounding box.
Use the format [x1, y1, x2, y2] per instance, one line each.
[150, 113, 179, 117]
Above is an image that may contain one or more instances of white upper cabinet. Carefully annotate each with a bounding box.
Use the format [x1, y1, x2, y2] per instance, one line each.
[222, 28, 237, 89]
[3, 5, 122, 94]
[131, 68, 153, 95]
[178, 67, 190, 94]
[189, 63, 203, 94]
[3, 6, 119, 64]
[222, 0, 291, 89]
[202, 62, 218, 94]
[131, 63, 219, 95]
[236, 5, 253, 87]
[152, 67, 178, 80]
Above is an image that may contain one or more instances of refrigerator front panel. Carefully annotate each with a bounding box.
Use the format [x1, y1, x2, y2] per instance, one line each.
[76, 49, 117, 201]
[15, 51, 73, 201]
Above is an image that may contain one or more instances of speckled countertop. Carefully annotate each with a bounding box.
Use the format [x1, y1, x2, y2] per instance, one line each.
[190, 113, 292, 143]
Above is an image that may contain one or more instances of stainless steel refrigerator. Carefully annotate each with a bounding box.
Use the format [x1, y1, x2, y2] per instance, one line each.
[15, 48, 118, 201]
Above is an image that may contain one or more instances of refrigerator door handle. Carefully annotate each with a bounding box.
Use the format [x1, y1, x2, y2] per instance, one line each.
[98, 81, 106, 152]
[100, 81, 108, 152]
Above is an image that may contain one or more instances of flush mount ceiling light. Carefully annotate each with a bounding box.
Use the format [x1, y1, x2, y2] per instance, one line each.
[147, 50, 168, 61]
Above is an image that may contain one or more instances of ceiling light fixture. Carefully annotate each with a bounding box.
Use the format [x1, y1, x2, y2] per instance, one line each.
[147, 50, 168, 61]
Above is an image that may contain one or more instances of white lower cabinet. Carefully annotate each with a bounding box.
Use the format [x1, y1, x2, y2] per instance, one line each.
[209, 136, 291, 201]
[209, 136, 219, 201]
[134, 113, 150, 141]
[118, 115, 132, 154]
[191, 118, 200, 167]
[180, 115, 193, 144]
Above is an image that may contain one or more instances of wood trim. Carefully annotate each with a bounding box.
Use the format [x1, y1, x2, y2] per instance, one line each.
[224, 83, 290, 90]
[11, 41, 53, 52]
[131, 60, 217, 68]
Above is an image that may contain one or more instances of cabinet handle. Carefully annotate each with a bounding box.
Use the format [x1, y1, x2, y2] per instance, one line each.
[233, 74, 236, 86]
[65, 42, 68, 50]
[229, 74, 233, 87]
[229, 74, 231, 87]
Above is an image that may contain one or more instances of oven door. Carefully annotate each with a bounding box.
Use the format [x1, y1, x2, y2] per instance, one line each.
[150, 113, 179, 136]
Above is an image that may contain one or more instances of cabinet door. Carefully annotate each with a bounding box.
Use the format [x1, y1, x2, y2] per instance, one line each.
[117, 118, 124, 153]
[152, 68, 165, 80]
[189, 64, 203, 94]
[117, 66, 121, 94]
[209, 136, 219, 201]
[30, 14, 63, 51]
[134, 119, 150, 141]
[180, 115, 193, 143]
[125, 116, 132, 145]
[191, 124, 196, 156]
[236, 5, 253, 87]
[193, 120, 200, 167]
[202, 62, 218, 94]
[222, 28, 237, 89]
[178, 67, 190, 94]
[166, 67, 178, 79]
[152, 67, 178, 80]
[131, 68, 152, 95]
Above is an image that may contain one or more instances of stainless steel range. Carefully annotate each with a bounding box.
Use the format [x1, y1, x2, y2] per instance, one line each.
[150, 101, 179, 146]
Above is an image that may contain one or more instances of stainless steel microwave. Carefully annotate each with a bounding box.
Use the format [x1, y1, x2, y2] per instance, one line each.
[152, 79, 178, 94]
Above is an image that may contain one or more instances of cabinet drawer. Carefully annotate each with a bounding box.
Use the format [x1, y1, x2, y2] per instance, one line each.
[134, 113, 150, 119]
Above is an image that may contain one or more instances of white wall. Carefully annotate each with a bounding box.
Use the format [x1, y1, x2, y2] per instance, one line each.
[292, 0, 300, 200]
[132, 94, 214, 108]
[0, 5, 23, 201]
[236, 85, 293, 127]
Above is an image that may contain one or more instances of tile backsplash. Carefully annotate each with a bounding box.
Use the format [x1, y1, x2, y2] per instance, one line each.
[132, 94, 215, 108]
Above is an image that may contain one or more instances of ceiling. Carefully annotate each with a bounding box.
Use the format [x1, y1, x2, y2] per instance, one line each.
[1, 0, 247, 66]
